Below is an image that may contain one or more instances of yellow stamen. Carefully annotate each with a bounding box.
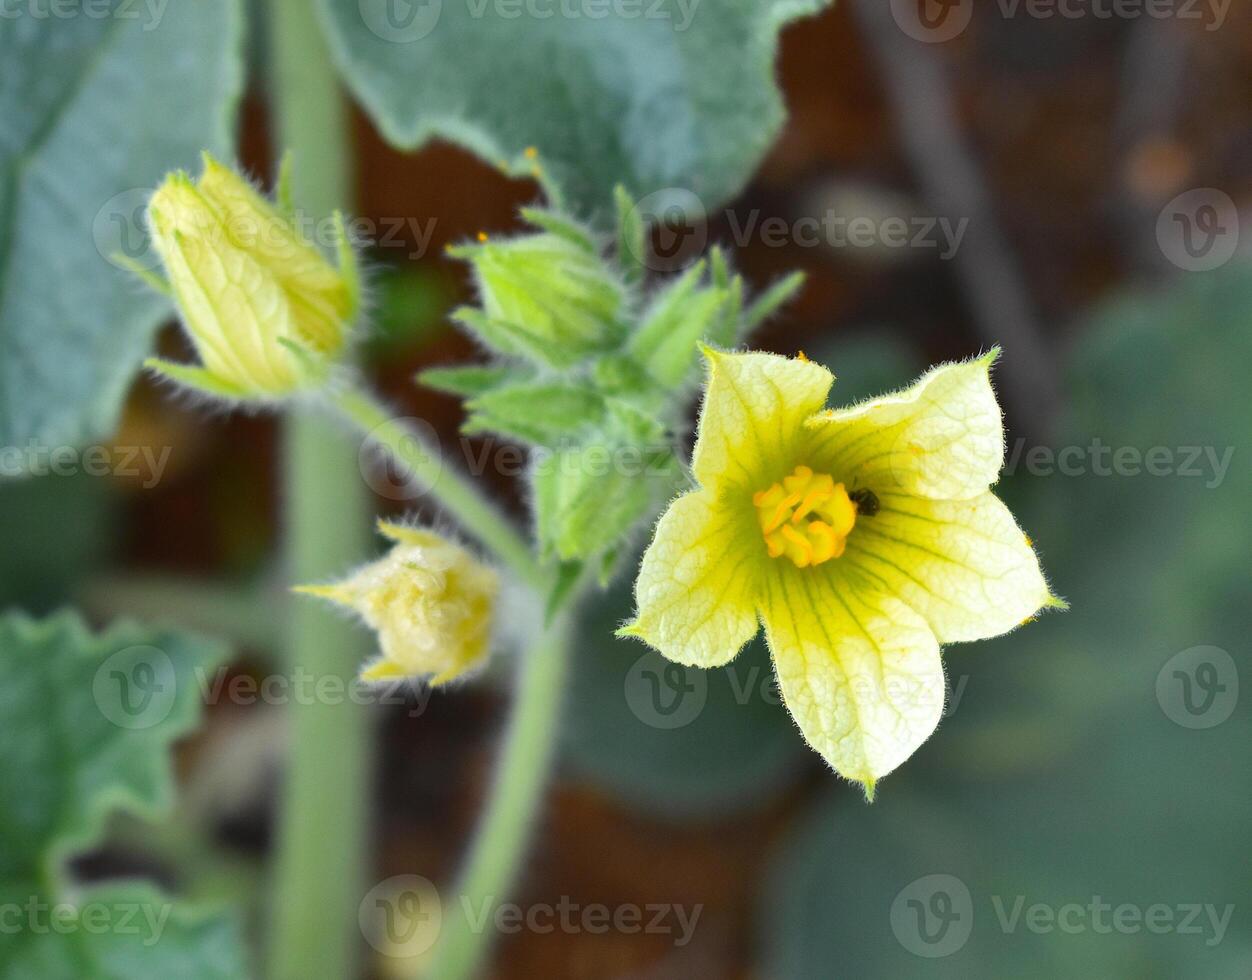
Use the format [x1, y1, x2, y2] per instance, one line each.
[754, 465, 857, 568]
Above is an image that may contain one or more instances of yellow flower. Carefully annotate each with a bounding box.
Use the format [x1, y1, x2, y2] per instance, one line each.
[619, 348, 1064, 797]
[296, 522, 498, 684]
[142, 153, 357, 399]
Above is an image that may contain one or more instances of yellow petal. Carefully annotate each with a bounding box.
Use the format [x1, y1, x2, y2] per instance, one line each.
[843, 491, 1055, 643]
[760, 566, 944, 786]
[806, 351, 1003, 500]
[618, 490, 761, 667]
[692, 349, 833, 492]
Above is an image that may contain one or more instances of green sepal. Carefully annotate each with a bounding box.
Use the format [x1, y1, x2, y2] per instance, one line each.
[464, 382, 607, 446]
[450, 306, 582, 369]
[143, 358, 250, 400]
[591, 354, 659, 400]
[532, 442, 676, 561]
[544, 560, 584, 624]
[518, 207, 598, 253]
[614, 185, 646, 286]
[418, 364, 517, 398]
[742, 271, 806, 337]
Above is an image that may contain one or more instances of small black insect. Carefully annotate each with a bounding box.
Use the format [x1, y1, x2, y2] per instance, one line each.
[849, 488, 880, 517]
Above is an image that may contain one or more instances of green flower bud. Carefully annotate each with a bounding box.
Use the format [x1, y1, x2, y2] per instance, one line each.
[141, 153, 357, 399]
[450, 232, 623, 367]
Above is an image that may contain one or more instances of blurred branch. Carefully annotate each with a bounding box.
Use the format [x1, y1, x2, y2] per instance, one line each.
[81, 574, 282, 659]
[1111, 18, 1190, 277]
[851, 0, 1059, 438]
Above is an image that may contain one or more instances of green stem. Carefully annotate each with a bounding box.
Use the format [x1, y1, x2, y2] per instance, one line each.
[265, 3, 371, 979]
[331, 384, 541, 586]
[424, 616, 572, 980]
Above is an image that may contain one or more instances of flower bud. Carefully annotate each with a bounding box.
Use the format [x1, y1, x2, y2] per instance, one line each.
[295, 522, 498, 684]
[451, 232, 623, 367]
[142, 153, 357, 399]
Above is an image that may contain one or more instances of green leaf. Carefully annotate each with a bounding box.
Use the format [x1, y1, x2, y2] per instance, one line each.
[563, 580, 808, 817]
[0, 0, 243, 458]
[464, 382, 607, 445]
[0, 611, 246, 976]
[0, 882, 248, 980]
[317, 0, 830, 216]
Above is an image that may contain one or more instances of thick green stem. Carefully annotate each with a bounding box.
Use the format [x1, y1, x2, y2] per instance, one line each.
[332, 384, 541, 586]
[425, 616, 572, 980]
[265, 3, 371, 979]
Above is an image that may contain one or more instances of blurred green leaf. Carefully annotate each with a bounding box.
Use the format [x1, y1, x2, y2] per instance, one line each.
[0, 473, 116, 612]
[0, 0, 243, 456]
[564, 581, 808, 818]
[317, 0, 830, 216]
[0, 611, 246, 977]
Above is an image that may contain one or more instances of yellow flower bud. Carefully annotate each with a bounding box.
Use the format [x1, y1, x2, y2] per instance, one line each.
[295, 522, 498, 685]
[142, 153, 357, 399]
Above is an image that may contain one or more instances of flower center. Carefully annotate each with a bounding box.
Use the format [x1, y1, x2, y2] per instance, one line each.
[753, 465, 857, 568]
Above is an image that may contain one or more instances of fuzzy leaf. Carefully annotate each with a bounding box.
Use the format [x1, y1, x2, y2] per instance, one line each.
[0, 0, 243, 457]
[317, 0, 831, 217]
[0, 611, 245, 977]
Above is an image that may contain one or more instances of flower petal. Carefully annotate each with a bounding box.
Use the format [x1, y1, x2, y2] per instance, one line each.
[760, 567, 944, 789]
[806, 351, 1003, 500]
[692, 349, 833, 491]
[619, 490, 761, 667]
[842, 490, 1057, 643]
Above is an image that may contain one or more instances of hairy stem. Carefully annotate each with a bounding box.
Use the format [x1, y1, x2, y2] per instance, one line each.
[264, 2, 372, 979]
[331, 384, 541, 586]
[425, 615, 572, 980]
